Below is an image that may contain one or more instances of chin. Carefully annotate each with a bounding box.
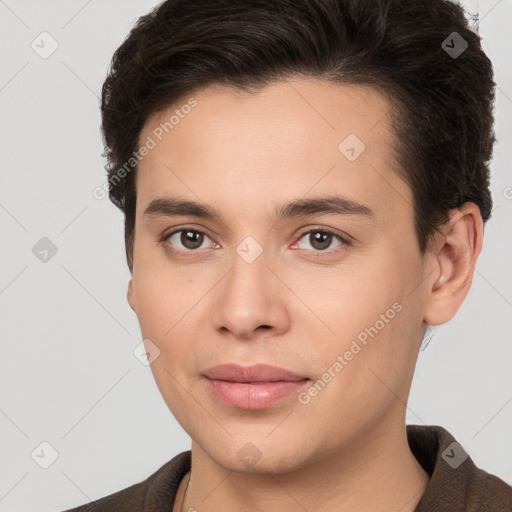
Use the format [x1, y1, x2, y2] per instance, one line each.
[202, 436, 313, 476]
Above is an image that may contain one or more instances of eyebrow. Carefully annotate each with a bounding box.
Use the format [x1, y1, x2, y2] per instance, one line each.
[143, 194, 375, 224]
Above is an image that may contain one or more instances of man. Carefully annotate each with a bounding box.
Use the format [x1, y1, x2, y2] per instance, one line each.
[64, 0, 512, 510]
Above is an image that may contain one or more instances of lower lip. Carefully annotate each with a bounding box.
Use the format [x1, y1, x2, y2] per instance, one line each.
[202, 377, 310, 409]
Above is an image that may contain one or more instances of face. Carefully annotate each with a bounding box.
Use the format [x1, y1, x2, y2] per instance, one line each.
[127, 77, 432, 474]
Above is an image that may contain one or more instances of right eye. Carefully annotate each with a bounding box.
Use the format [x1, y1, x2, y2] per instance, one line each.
[161, 227, 218, 252]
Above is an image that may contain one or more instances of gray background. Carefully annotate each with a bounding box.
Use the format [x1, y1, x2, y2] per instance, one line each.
[1, 0, 511, 510]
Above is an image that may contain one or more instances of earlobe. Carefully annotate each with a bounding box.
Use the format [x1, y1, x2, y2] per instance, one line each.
[127, 278, 136, 312]
[423, 203, 483, 326]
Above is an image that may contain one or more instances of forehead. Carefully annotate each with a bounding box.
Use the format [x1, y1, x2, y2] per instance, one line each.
[135, 78, 411, 227]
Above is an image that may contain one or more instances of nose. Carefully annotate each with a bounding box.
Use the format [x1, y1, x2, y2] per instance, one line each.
[212, 246, 290, 341]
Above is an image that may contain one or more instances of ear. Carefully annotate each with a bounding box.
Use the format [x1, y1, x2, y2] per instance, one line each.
[127, 278, 136, 313]
[423, 202, 484, 326]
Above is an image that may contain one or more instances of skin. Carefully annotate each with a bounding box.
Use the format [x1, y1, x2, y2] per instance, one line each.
[127, 76, 483, 512]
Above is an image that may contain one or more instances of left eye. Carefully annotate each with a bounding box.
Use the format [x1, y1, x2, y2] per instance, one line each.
[294, 229, 346, 252]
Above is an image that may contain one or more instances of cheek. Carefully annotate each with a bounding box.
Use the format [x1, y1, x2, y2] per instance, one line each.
[300, 309, 413, 440]
[302, 261, 401, 335]
[303, 261, 417, 398]
[133, 282, 197, 417]
[131, 270, 201, 369]
[131, 260, 196, 334]
[132, 285, 170, 337]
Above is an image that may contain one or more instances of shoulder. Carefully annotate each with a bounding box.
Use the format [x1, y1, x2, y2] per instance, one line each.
[463, 463, 512, 509]
[57, 451, 191, 512]
[407, 424, 512, 511]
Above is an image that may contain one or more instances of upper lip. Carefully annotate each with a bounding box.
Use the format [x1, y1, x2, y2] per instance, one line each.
[202, 363, 309, 383]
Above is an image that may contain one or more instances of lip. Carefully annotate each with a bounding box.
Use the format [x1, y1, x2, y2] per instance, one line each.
[202, 363, 308, 382]
[201, 363, 310, 410]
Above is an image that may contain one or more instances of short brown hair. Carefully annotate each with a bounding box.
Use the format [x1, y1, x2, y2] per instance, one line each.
[100, 0, 496, 273]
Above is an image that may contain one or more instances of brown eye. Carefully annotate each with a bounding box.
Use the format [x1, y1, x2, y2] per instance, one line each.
[180, 230, 204, 249]
[309, 231, 333, 251]
[295, 229, 347, 253]
[164, 229, 211, 251]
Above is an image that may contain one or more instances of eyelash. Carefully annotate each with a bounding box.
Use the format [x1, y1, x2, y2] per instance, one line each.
[159, 226, 351, 256]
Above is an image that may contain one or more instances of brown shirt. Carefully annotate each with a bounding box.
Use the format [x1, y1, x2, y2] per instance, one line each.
[60, 424, 512, 511]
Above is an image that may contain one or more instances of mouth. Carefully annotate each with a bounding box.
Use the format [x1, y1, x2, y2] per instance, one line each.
[201, 363, 311, 409]
[202, 362, 309, 382]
